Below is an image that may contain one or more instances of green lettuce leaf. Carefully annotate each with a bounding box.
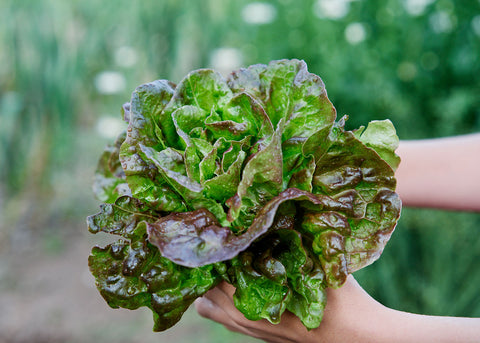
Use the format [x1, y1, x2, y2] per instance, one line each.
[87, 196, 156, 240]
[229, 251, 291, 324]
[119, 80, 186, 213]
[226, 228, 327, 328]
[89, 238, 220, 332]
[355, 119, 401, 171]
[93, 130, 130, 203]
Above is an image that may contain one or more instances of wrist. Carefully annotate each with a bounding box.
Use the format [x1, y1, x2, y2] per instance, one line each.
[307, 277, 391, 343]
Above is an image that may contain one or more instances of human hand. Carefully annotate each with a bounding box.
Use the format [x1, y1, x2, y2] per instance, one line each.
[195, 275, 387, 343]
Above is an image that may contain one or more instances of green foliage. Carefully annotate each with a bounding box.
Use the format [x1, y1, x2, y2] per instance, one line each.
[2, 0, 479, 193]
[88, 59, 401, 330]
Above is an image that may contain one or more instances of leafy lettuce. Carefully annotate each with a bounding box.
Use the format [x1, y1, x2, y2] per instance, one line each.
[88, 59, 401, 331]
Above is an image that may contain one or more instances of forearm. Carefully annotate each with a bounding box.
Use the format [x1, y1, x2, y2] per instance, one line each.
[395, 133, 480, 211]
[370, 308, 480, 343]
[323, 296, 480, 343]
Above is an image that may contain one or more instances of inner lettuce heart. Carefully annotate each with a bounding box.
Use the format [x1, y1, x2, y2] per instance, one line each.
[87, 59, 402, 331]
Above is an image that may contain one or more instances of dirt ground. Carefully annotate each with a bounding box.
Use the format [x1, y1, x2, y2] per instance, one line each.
[0, 225, 258, 343]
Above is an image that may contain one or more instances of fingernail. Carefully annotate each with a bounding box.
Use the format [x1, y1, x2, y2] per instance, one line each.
[195, 297, 215, 309]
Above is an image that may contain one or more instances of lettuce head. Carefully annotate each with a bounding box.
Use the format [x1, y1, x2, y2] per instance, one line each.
[87, 59, 402, 331]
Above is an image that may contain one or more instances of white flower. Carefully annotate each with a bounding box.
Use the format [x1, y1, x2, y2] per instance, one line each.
[241, 2, 277, 24]
[345, 22, 367, 44]
[94, 71, 126, 94]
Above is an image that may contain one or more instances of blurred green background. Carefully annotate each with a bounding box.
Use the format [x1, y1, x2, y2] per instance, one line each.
[0, 0, 479, 342]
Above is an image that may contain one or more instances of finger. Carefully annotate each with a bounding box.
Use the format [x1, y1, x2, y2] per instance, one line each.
[215, 280, 236, 297]
[201, 285, 302, 342]
[195, 297, 260, 337]
[201, 283, 248, 325]
[195, 291, 255, 334]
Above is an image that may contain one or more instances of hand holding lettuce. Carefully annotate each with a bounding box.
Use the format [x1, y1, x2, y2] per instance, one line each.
[87, 59, 402, 331]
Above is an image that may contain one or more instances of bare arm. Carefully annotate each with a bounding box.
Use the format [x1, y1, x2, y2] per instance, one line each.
[195, 277, 480, 343]
[395, 133, 480, 211]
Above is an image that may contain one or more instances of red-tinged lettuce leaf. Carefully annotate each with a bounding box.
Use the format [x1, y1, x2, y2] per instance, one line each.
[93, 130, 131, 203]
[313, 120, 398, 196]
[285, 155, 315, 192]
[88, 238, 221, 332]
[120, 80, 174, 171]
[345, 189, 401, 271]
[87, 193, 223, 332]
[139, 145, 200, 199]
[147, 188, 365, 268]
[282, 124, 332, 192]
[146, 208, 255, 268]
[220, 136, 251, 171]
[299, 122, 402, 287]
